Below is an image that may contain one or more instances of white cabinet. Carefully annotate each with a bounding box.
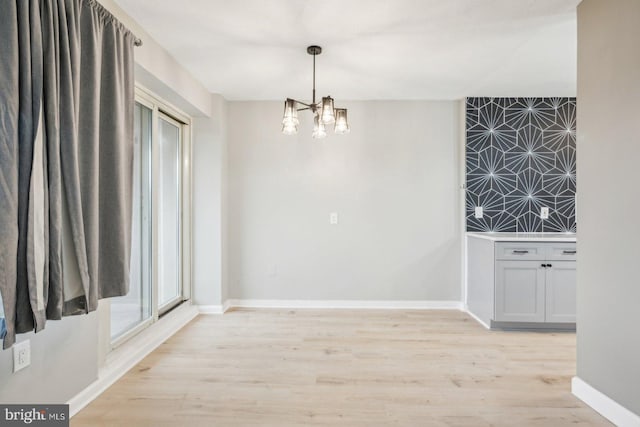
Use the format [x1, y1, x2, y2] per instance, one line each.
[466, 235, 577, 329]
[545, 261, 577, 323]
[495, 261, 546, 322]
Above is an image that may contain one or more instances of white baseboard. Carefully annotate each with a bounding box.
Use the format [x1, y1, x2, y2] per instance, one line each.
[572, 376, 640, 427]
[462, 304, 491, 329]
[68, 303, 199, 417]
[198, 300, 232, 314]
[224, 299, 463, 310]
[198, 305, 223, 314]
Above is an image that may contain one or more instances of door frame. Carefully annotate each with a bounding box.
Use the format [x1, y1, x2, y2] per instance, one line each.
[109, 85, 193, 349]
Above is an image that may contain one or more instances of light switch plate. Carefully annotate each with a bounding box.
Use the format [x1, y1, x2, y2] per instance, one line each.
[329, 212, 338, 225]
[474, 206, 483, 219]
[13, 340, 30, 373]
[541, 207, 549, 219]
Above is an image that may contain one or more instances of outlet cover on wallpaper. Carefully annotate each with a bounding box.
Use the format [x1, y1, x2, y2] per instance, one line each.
[474, 206, 483, 219]
[541, 207, 549, 219]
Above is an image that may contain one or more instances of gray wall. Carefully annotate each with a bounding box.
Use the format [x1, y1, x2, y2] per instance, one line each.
[228, 101, 462, 301]
[576, 0, 640, 416]
[192, 94, 229, 306]
[0, 314, 98, 403]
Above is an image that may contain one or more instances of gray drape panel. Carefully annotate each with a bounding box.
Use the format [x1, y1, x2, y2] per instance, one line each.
[22, 1, 48, 336]
[0, 0, 135, 349]
[41, 0, 69, 321]
[0, 0, 46, 347]
[14, 0, 42, 336]
[0, 0, 22, 349]
[41, 0, 86, 320]
[71, 0, 134, 312]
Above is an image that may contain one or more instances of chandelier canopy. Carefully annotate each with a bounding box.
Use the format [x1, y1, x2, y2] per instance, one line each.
[282, 46, 350, 138]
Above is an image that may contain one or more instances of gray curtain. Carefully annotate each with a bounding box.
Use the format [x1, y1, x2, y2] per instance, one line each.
[66, 0, 135, 313]
[40, 0, 81, 321]
[0, 0, 23, 349]
[0, 0, 45, 348]
[0, 0, 135, 349]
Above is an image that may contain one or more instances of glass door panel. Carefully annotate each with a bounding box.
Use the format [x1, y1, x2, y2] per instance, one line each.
[110, 102, 152, 340]
[157, 114, 182, 311]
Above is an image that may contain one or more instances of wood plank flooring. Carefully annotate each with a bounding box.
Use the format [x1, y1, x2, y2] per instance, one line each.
[72, 309, 609, 426]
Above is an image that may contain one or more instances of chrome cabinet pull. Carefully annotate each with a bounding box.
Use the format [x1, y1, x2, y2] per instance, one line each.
[512, 250, 529, 254]
[562, 250, 576, 255]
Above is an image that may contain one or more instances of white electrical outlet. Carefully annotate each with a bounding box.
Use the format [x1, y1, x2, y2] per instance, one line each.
[541, 206, 550, 219]
[329, 212, 338, 225]
[474, 206, 483, 219]
[13, 340, 30, 373]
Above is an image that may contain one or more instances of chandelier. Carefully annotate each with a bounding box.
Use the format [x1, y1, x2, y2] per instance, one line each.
[282, 45, 350, 138]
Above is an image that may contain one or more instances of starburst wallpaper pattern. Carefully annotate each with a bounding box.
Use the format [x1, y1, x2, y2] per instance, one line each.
[466, 97, 576, 233]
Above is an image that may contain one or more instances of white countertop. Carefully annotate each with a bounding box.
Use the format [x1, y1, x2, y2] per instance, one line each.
[466, 232, 577, 242]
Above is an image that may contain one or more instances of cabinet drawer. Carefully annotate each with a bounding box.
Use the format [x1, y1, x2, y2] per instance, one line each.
[495, 243, 546, 260]
[546, 244, 577, 261]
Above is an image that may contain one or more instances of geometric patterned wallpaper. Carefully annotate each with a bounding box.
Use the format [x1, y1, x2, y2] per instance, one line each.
[466, 97, 576, 233]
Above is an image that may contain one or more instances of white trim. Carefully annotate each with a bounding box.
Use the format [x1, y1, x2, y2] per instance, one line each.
[572, 376, 640, 427]
[224, 299, 463, 310]
[197, 300, 232, 314]
[110, 317, 154, 349]
[462, 304, 491, 329]
[459, 99, 468, 308]
[68, 304, 198, 418]
[198, 304, 223, 314]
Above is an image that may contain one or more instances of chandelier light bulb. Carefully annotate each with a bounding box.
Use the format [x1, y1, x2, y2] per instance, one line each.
[321, 96, 335, 124]
[312, 115, 327, 139]
[334, 108, 350, 134]
[282, 98, 299, 127]
[282, 122, 298, 135]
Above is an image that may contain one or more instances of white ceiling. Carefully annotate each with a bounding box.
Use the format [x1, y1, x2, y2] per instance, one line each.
[114, 0, 580, 101]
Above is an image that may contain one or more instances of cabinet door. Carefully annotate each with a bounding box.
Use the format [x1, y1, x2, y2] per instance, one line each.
[495, 261, 546, 322]
[545, 261, 577, 323]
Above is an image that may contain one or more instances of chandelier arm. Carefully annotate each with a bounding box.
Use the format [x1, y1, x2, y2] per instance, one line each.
[288, 98, 312, 108]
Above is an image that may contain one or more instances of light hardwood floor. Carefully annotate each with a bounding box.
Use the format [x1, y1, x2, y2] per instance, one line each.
[72, 309, 609, 426]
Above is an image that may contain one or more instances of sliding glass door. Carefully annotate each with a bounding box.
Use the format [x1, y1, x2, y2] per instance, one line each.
[110, 88, 190, 344]
[158, 114, 183, 312]
[110, 101, 153, 340]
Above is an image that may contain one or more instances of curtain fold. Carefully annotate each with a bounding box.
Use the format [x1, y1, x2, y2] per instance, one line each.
[40, 0, 68, 320]
[0, 0, 136, 349]
[57, 0, 91, 316]
[14, 0, 44, 336]
[24, 2, 48, 334]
